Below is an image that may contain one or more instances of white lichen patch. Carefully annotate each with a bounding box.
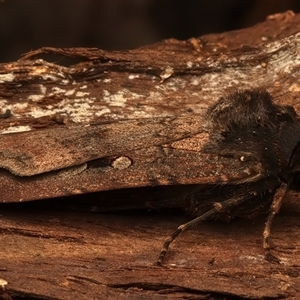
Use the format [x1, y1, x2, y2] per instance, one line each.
[49, 87, 78, 97]
[61, 80, 70, 85]
[75, 91, 90, 97]
[0, 73, 15, 83]
[0, 125, 32, 134]
[28, 107, 54, 118]
[65, 89, 75, 96]
[187, 61, 193, 68]
[167, 77, 187, 89]
[51, 87, 68, 94]
[102, 89, 141, 107]
[0, 278, 7, 289]
[111, 156, 132, 170]
[43, 74, 67, 81]
[29, 66, 48, 75]
[155, 77, 186, 92]
[27, 94, 44, 102]
[148, 90, 163, 100]
[103, 78, 111, 83]
[21, 96, 96, 123]
[128, 74, 140, 80]
[190, 78, 200, 86]
[0, 101, 28, 115]
[40, 84, 47, 95]
[288, 83, 300, 92]
[160, 66, 174, 81]
[95, 107, 111, 117]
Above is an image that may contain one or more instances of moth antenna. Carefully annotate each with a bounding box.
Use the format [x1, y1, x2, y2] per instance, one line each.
[157, 194, 250, 265]
[263, 182, 288, 249]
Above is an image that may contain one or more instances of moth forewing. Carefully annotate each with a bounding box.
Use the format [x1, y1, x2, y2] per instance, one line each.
[0, 116, 205, 177]
[0, 138, 263, 202]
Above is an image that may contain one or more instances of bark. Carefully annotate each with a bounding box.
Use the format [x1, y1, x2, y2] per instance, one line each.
[0, 10, 300, 300]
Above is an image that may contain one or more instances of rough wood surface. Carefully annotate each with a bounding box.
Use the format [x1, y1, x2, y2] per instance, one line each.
[0, 192, 299, 300]
[0, 10, 300, 299]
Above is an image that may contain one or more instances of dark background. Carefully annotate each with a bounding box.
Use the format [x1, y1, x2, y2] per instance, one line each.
[1, 0, 300, 62]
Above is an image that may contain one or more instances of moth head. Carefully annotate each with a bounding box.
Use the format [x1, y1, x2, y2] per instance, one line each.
[206, 89, 292, 131]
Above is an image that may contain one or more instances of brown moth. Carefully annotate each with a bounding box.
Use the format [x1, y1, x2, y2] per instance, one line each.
[0, 89, 300, 264]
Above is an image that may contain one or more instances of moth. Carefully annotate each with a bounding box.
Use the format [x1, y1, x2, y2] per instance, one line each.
[0, 89, 299, 264]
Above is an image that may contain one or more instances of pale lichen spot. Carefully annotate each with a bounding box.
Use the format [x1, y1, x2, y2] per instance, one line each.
[160, 66, 174, 81]
[29, 66, 48, 75]
[29, 107, 53, 118]
[27, 94, 44, 102]
[41, 74, 63, 81]
[1, 102, 28, 116]
[65, 89, 76, 96]
[149, 90, 163, 100]
[52, 87, 67, 94]
[0, 125, 32, 134]
[75, 91, 90, 97]
[128, 74, 140, 80]
[187, 61, 193, 68]
[111, 156, 132, 170]
[191, 78, 200, 86]
[0, 73, 15, 83]
[39, 84, 47, 95]
[0, 278, 8, 288]
[289, 83, 300, 92]
[95, 107, 111, 117]
[61, 80, 70, 85]
[103, 78, 111, 83]
[102, 89, 141, 108]
[0, 100, 7, 107]
[26, 97, 95, 123]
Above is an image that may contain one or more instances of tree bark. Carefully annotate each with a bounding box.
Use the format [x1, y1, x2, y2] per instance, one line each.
[0, 10, 300, 300]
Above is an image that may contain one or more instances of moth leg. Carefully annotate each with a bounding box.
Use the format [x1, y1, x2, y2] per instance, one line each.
[157, 195, 249, 265]
[263, 182, 288, 249]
